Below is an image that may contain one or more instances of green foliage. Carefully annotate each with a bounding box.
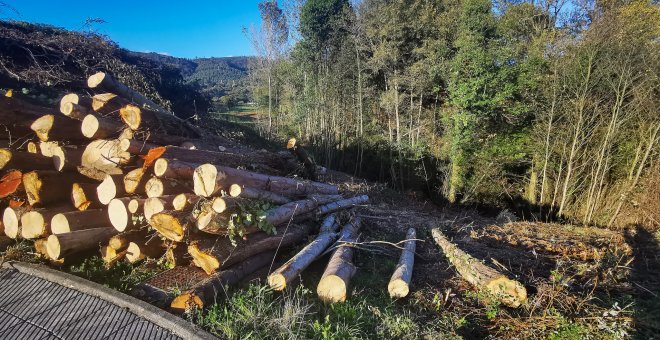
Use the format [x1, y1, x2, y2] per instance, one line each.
[227, 200, 277, 245]
[66, 256, 162, 293]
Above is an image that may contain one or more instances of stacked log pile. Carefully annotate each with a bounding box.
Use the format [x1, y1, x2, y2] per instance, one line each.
[0, 73, 371, 311]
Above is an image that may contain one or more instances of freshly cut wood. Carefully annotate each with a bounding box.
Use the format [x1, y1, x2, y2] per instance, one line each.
[153, 159, 196, 179]
[317, 217, 362, 303]
[71, 182, 100, 211]
[229, 184, 291, 205]
[268, 214, 339, 290]
[0, 96, 51, 137]
[108, 197, 144, 232]
[39, 141, 59, 157]
[149, 211, 188, 242]
[120, 138, 157, 155]
[119, 104, 201, 138]
[20, 205, 73, 239]
[431, 228, 527, 308]
[88, 73, 167, 113]
[30, 114, 85, 142]
[51, 145, 85, 172]
[193, 163, 338, 197]
[264, 198, 322, 226]
[97, 174, 126, 205]
[27, 141, 38, 153]
[23, 170, 90, 206]
[0, 170, 23, 199]
[0, 149, 53, 170]
[172, 193, 202, 211]
[3, 206, 30, 239]
[143, 196, 176, 221]
[90, 93, 131, 115]
[195, 197, 243, 235]
[388, 228, 417, 298]
[287, 138, 317, 180]
[171, 251, 276, 312]
[81, 114, 124, 139]
[188, 225, 310, 274]
[316, 195, 369, 216]
[81, 139, 131, 171]
[59, 93, 92, 118]
[46, 227, 118, 260]
[60, 102, 89, 120]
[124, 168, 148, 194]
[128, 198, 145, 214]
[108, 229, 149, 250]
[145, 177, 188, 198]
[51, 209, 112, 234]
[101, 245, 127, 266]
[126, 238, 165, 263]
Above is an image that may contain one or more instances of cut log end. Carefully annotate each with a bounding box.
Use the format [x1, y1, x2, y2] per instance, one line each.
[46, 234, 61, 260]
[387, 279, 410, 299]
[119, 105, 142, 130]
[149, 213, 185, 242]
[126, 242, 144, 263]
[317, 275, 347, 303]
[108, 198, 129, 232]
[188, 243, 219, 275]
[144, 197, 165, 220]
[128, 199, 141, 214]
[193, 164, 218, 197]
[30, 115, 55, 141]
[2, 208, 21, 239]
[267, 274, 287, 291]
[81, 114, 100, 138]
[50, 213, 70, 234]
[228, 184, 241, 197]
[145, 177, 164, 198]
[170, 293, 203, 313]
[484, 276, 527, 308]
[22, 171, 42, 206]
[153, 158, 168, 177]
[87, 72, 107, 88]
[0, 149, 11, 169]
[97, 175, 119, 205]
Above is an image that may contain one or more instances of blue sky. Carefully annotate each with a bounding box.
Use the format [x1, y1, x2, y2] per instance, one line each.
[5, 1, 263, 58]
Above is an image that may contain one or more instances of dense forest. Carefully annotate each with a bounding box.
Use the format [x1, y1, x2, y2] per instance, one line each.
[248, 0, 659, 228]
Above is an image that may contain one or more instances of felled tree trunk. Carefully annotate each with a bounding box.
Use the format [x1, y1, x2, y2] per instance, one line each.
[188, 224, 311, 275]
[96, 174, 126, 205]
[50, 209, 112, 234]
[46, 227, 118, 260]
[51, 145, 86, 172]
[228, 184, 292, 205]
[126, 238, 165, 263]
[81, 114, 125, 139]
[123, 168, 148, 195]
[108, 197, 144, 232]
[71, 182, 101, 211]
[2, 206, 30, 239]
[23, 170, 90, 206]
[193, 163, 338, 197]
[317, 217, 362, 303]
[145, 177, 189, 198]
[316, 195, 369, 216]
[431, 228, 527, 308]
[388, 228, 416, 298]
[0, 96, 50, 138]
[0, 149, 53, 171]
[20, 205, 75, 239]
[90, 93, 131, 115]
[30, 114, 86, 142]
[148, 211, 189, 242]
[265, 198, 322, 226]
[268, 214, 339, 290]
[171, 251, 276, 312]
[88, 73, 168, 113]
[59, 93, 92, 119]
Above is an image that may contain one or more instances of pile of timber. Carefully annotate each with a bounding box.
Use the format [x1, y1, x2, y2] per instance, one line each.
[0, 72, 372, 311]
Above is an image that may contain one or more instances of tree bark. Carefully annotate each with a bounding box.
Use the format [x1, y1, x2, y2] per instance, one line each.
[126, 238, 166, 263]
[145, 177, 189, 198]
[46, 227, 118, 260]
[431, 228, 527, 308]
[268, 214, 338, 290]
[30, 114, 86, 142]
[316, 195, 368, 216]
[23, 170, 91, 206]
[316, 217, 362, 303]
[20, 205, 75, 239]
[0, 148, 53, 171]
[388, 228, 416, 298]
[228, 184, 292, 205]
[81, 113, 125, 139]
[51, 209, 112, 234]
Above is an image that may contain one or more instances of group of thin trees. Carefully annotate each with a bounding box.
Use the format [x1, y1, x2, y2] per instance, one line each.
[248, 0, 659, 227]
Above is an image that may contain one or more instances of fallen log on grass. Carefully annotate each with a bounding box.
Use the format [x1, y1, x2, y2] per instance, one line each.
[268, 214, 339, 291]
[171, 251, 276, 312]
[388, 228, 416, 298]
[317, 217, 362, 303]
[431, 228, 527, 308]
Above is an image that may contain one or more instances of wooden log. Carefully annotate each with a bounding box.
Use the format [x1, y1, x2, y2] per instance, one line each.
[20, 205, 73, 239]
[431, 228, 527, 308]
[59, 93, 92, 119]
[46, 227, 118, 260]
[188, 224, 311, 275]
[88, 73, 168, 113]
[143, 196, 178, 221]
[81, 139, 131, 172]
[0, 96, 52, 138]
[264, 198, 321, 226]
[194, 197, 243, 235]
[101, 245, 127, 266]
[39, 141, 59, 157]
[171, 251, 276, 312]
[30, 114, 85, 142]
[2, 206, 30, 239]
[153, 159, 196, 180]
[51, 209, 112, 234]
[317, 217, 362, 303]
[120, 138, 157, 155]
[123, 168, 148, 194]
[23, 170, 90, 206]
[268, 214, 339, 290]
[287, 138, 317, 180]
[172, 193, 202, 211]
[228, 184, 291, 205]
[90, 93, 131, 115]
[193, 163, 339, 197]
[145, 177, 189, 198]
[108, 197, 145, 232]
[126, 238, 166, 263]
[27, 141, 38, 153]
[108, 229, 149, 251]
[71, 182, 101, 211]
[51, 145, 85, 172]
[128, 198, 145, 214]
[81, 114, 125, 139]
[149, 211, 189, 242]
[0, 148, 53, 170]
[97, 174, 125, 205]
[388, 228, 416, 298]
[316, 195, 369, 216]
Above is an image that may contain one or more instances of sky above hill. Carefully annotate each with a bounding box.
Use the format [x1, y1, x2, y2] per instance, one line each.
[5, 0, 262, 58]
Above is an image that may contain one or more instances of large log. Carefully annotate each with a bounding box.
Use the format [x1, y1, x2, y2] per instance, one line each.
[108, 197, 145, 232]
[228, 184, 291, 205]
[2, 206, 30, 239]
[148, 211, 189, 242]
[126, 238, 166, 263]
[143, 195, 178, 221]
[46, 227, 118, 260]
[97, 174, 126, 205]
[108, 229, 149, 251]
[119, 104, 201, 138]
[20, 205, 74, 239]
[71, 182, 101, 211]
[171, 251, 276, 312]
[193, 163, 339, 197]
[90, 93, 131, 115]
[188, 224, 311, 275]
[88, 73, 168, 113]
[268, 214, 339, 290]
[0, 148, 53, 170]
[317, 217, 362, 303]
[30, 114, 85, 142]
[23, 170, 90, 206]
[264, 198, 322, 226]
[431, 228, 527, 308]
[316, 195, 369, 216]
[388, 228, 416, 298]
[51, 209, 112, 234]
[153, 159, 195, 180]
[59, 93, 93, 119]
[81, 114, 125, 139]
[145, 177, 189, 198]
[123, 168, 148, 195]
[80, 139, 131, 176]
[0, 97, 52, 138]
